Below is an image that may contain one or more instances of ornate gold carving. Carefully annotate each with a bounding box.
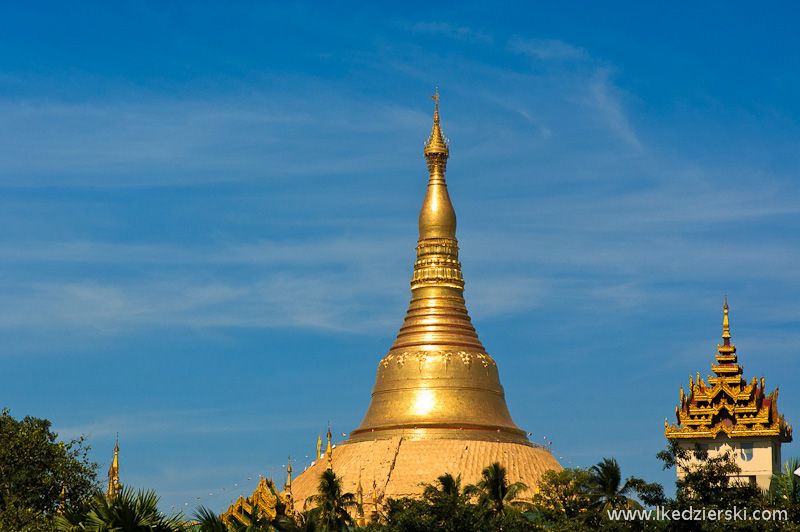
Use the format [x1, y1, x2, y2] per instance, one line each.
[665, 302, 792, 442]
[221, 477, 281, 526]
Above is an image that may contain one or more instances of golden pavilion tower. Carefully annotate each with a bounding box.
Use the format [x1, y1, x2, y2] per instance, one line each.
[106, 437, 122, 498]
[289, 94, 561, 515]
[665, 301, 792, 490]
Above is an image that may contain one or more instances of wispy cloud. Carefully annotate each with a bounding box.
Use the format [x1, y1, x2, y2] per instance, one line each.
[507, 37, 588, 61]
[408, 21, 493, 44]
[56, 408, 314, 442]
[0, 94, 425, 187]
[584, 67, 642, 151]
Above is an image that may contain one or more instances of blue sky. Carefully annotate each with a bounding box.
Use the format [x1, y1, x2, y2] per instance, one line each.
[2, 1, 799, 514]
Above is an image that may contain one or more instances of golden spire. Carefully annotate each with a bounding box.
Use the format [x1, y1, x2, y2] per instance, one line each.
[106, 434, 121, 498]
[356, 469, 365, 526]
[57, 483, 67, 514]
[372, 479, 379, 517]
[350, 93, 528, 445]
[325, 424, 332, 470]
[317, 432, 322, 459]
[284, 456, 294, 514]
[722, 298, 731, 345]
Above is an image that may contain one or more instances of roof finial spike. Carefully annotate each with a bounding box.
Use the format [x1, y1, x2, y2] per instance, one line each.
[107, 436, 121, 498]
[325, 423, 332, 470]
[722, 297, 731, 345]
[431, 87, 440, 124]
[424, 88, 449, 159]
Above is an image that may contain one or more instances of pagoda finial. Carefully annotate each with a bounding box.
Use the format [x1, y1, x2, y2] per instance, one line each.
[106, 434, 121, 498]
[722, 297, 731, 345]
[325, 423, 332, 470]
[284, 456, 294, 514]
[425, 88, 447, 156]
[420, 89, 455, 239]
[57, 483, 67, 515]
[372, 478, 379, 517]
[356, 468, 365, 526]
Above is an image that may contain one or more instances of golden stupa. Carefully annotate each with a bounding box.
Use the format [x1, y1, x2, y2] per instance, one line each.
[289, 94, 561, 514]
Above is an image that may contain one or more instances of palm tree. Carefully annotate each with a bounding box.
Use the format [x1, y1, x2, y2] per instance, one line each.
[771, 457, 800, 505]
[56, 487, 184, 532]
[422, 472, 464, 499]
[304, 470, 355, 532]
[192, 505, 230, 532]
[589, 457, 642, 512]
[466, 462, 528, 519]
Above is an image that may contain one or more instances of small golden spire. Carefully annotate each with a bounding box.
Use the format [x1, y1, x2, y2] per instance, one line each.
[372, 478, 379, 517]
[325, 423, 332, 470]
[57, 483, 67, 514]
[285, 456, 294, 514]
[424, 88, 449, 157]
[317, 432, 322, 459]
[106, 434, 121, 498]
[356, 469, 365, 526]
[722, 298, 731, 345]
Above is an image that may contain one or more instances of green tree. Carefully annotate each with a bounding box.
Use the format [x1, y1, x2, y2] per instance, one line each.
[656, 440, 775, 532]
[192, 505, 230, 532]
[0, 409, 99, 532]
[771, 457, 800, 506]
[531, 468, 595, 525]
[422, 473, 463, 499]
[420, 473, 481, 532]
[770, 457, 800, 529]
[589, 458, 644, 512]
[55, 486, 184, 532]
[304, 470, 355, 532]
[465, 462, 528, 525]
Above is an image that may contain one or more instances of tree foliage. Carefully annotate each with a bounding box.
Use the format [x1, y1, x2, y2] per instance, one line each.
[590, 458, 645, 512]
[654, 441, 793, 532]
[55, 486, 185, 532]
[379, 473, 482, 532]
[0, 409, 99, 532]
[465, 462, 528, 521]
[304, 470, 355, 532]
[771, 457, 800, 506]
